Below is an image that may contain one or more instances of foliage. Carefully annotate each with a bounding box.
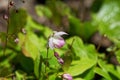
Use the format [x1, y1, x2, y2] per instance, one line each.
[0, 0, 120, 80]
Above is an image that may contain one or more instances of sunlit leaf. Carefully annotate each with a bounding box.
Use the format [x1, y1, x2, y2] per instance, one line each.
[95, 60, 112, 80]
[68, 58, 96, 76]
[34, 53, 42, 79]
[19, 32, 39, 60]
[82, 68, 95, 80]
[36, 5, 52, 18]
[15, 70, 25, 80]
[95, 60, 120, 79]
[66, 36, 97, 59]
[117, 66, 120, 75]
[94, 67, 112, 80]
[106, 64, 120, 79]
[115, 50, 120, 63]
[96, 0, 120, 41]
[74, 78, 85, 80]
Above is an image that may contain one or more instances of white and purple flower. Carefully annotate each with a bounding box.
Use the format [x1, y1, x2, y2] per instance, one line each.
[62, 73, 73, 80]
[48, 31, 67, 49]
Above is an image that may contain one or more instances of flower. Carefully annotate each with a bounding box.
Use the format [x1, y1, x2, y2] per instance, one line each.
[62, 73, 73, 80]
[48, 31, 67, 49]
[3, 14, 8, 20]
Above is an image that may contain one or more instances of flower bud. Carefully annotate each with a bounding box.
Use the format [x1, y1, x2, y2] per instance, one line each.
[14, 38, 19, 44]
[10, 1, 14, 6]
[62, 73, 73, 80]
[54, 52, 64, 65]
[58, 58, 64, 65]
[54, 52, 60, 59]
[3, 14, 8, 20]
[21, 28, 26, 34]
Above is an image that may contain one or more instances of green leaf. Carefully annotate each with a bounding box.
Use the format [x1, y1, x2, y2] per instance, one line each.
[26, 16, 44, 30]
[49, 74, 57, 80]
[69, 16, 97, 40]
[45, 50, 59, 68]
[98, 60, 108, 71]
[97, 0, 120, 24]
[94, 67, 112, 80]
[40, 49, 59, 70]
[0, 50, 16, 77]
[43, 27, 53, 38]
[67, 36, 97, 60]
[36, 5, 52, 18]
[0, 49, 16, 67]
[9, 9, 27, 34]
[74, 78, 85, 80]
[96, 60, 120, 79]
[34, 53, 42, 79]
[67, 36, 86, 58]
[106, 64, 120, 79]
[68, 58, 96, 76]
[82, 68, 95, 80]
[95, 60, 112, 80]
[117, 66, 120, 75]
[18, 32, 39, 60]
[96, 0, 120, 41]
[16, 53, 34, 72]
[69, 16, 82, 36]
[115, 50, 120, 63]
[15, 70, 25, 80]
[65, 37, 97, 76]
[48, 55, 59, 68]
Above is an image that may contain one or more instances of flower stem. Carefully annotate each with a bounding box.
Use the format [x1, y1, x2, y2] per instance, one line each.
[45, 47, 49, 79]
[3, 0, 10, 55]
[69, 38, 75, 49]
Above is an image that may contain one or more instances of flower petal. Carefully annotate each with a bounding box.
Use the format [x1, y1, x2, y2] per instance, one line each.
[54, 31, 68, 37]
[48, 31, 67, 49]
[48, 37, 54, 49]
[52, 38, 65, 48]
